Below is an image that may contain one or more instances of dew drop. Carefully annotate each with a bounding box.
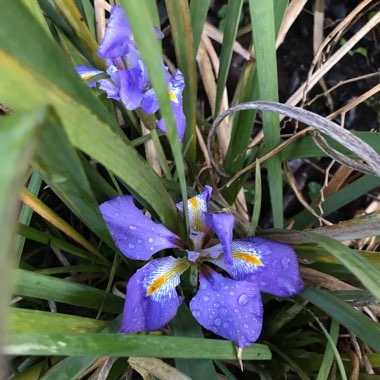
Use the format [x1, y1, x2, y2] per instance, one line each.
[149, 237, 154, 243]
[237, 293, 249, 306]
[234, 308, 239, 313]
[129, 225, 136, 230]
[217, 223, 224, 229]
[281, 257, 290, 270]
[203, 295, 210, 302]
[213, 302, 220, 308]
[243, 324, 249, 329]
[128, 243, 135, 249]
[214, 317, 222, 326]
[192, 309, 200, 318]
[229, 291, 235, 296]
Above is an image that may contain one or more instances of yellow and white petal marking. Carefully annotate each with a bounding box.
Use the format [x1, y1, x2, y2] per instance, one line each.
[232, 252, 263, 267]
[144, 257, 190, 301]
[169, 90, 178, 103]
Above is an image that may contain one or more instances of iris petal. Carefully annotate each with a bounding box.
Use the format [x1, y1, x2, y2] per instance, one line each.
[204, 213, 234, 264]
[190, 267, 263, 348]
[210, 238, 304, 297]
[75, 65, 103, 87]
[141, 88, 159, 114]
[119, 67, 143, 110]
[121, 257, 189, 333]
[176, 186, 212, 232]
[98, 5, 134, 59]
[99, 195, 181, 260]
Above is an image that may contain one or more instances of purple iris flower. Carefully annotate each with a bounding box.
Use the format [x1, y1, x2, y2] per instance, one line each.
[75, 5, 186, 139]
[100, 186, 304, 348]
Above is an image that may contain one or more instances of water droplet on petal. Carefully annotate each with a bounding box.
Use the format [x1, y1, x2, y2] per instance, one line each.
[149, 237, 154, 243]
[229, 291, 235, 296]
[203, 295, 210, 302]
[243, 324, 249, 329]
[214, 302, 220, 308]
[128, 243, 135, 249]
[129, 225, 136, 230]
[192, 309, 200, 318]
[282, 257, 290, 270]
[234, 308, 239, 313]
[237, 293, 249, 306]
[214, 317, 222, 326]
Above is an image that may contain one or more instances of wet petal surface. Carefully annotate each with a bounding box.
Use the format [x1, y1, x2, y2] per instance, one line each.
[119, 67, 143, 110]
[205, 213, 234, 264]
[121, 257, 189, 333]
[211, 238, 304, 297]
[190, 267, 263, 348]
[100, 195, 181, 260]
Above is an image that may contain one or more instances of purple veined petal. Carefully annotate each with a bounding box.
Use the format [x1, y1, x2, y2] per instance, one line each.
[170, 69, 185, 93]
[190, 267, 263, 348]
[75, 65, 103, 88]
[156, 96, 186, 141]
[204, 213, 235, 265]
[119, 67, 143, 110]
[98, 5, 134, 59]
[176, 186, 212, 232]
[141, 88, 159, 114]
[99, 195, 182, 260]
[121, 257, 190, 333]
[210, 238, 304, 297]
[125, 47, 141, 70]
[98, 79, 120, 100]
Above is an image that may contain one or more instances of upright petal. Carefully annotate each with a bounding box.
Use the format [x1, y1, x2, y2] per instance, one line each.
[170, 70, 185, 93]
[210, 238, 304, 297]
[75, 65, 103, 87]
[98, 6, 134, 59]
[99, 195, 181, 260]
[176, 186, 212, 232]
[119, 67, 143, 110]
[121, 257, 190, 333]
[190, 267, 263, 348]
[204, 213, 234, 264]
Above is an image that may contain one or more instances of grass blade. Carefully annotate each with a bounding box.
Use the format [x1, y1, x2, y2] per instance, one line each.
[190, 0, 211, 53]
[13, 269, 123, 313]
[6, 333, 271, 359]
[121, 0, 189, 235]
[249, 0, 283, 228]
[0, 109, 43, 379]
[214, 0, 244, 116]
[305, 233, 380, 300]
[301, 288, 380, 352]
[165, 0, 197, 159]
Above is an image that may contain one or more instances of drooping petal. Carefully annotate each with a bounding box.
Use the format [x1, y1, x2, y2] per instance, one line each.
[210, 238, 304, 297]
[176, 186, 212, 232]
[99, 195, 181, 260]
[98, 5, 134, 59]
[75, 65, 103, 87]
[204, 213, 234, 264]
[121, 257, 190, 333]
[98, 79, 120, 100]
[190, 267, 263, 348]
[156, 96, 186, 141]
[141, 88, 159, 114]
[119, 67, 143, 110]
